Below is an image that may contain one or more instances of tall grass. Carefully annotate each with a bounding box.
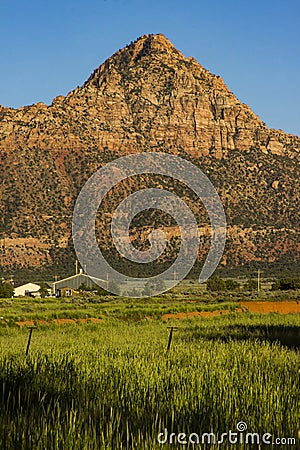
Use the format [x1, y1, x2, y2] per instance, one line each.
[0, 317, 299, 449]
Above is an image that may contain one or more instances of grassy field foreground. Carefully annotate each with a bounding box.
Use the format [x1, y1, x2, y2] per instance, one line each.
[0, 296, 299, 449]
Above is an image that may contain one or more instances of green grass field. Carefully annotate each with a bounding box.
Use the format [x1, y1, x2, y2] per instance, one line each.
[0, 295, 299, 449]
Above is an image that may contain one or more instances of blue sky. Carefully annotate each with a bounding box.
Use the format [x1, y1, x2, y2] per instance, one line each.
[0, 0, 299, 135]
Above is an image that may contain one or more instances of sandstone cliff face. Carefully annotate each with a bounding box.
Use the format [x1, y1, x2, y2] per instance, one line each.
[0, 34, 299, 274]
[1, 34, 299, 158]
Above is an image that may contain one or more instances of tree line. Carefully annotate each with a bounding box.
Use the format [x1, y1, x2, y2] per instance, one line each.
[206, 276, 300, 292]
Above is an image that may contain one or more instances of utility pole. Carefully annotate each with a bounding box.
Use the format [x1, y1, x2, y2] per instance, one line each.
[257, 269, 261, 294]
[0, 238, 5, 275]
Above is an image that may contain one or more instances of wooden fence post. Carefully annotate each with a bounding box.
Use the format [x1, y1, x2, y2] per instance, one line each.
[25, 327, 35, 357]
[166, 326, 178, 352]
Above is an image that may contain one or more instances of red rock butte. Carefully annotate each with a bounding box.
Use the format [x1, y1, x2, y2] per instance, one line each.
[0, 34, 299, 273]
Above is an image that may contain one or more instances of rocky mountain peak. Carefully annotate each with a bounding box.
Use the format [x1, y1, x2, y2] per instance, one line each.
[85, 33, 184, 87]
[126, 33, 180, 58]
[0, 35, 299, 275]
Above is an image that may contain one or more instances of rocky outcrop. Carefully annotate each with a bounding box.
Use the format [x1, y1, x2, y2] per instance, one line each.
[0, 34, 299, 274]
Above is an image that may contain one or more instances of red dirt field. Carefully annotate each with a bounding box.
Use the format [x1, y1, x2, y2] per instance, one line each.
[52, 318, 77, 325]
[162, 301, 300, 321]
[16, 320, 35, 327]
[78, 318, 102, 324]
[241, 301, 300, 314]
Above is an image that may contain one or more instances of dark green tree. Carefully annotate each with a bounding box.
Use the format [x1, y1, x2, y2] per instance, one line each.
[206, 276, 226, 292]
[38, 283, 50, 298]
[244, 278, 257, 291]
[225, 279, 240, 291]
[0, 280, 14, 298]
[271, 277, 300, 291]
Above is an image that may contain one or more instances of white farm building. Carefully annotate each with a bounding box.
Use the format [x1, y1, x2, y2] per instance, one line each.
[14, 283, 41, 297]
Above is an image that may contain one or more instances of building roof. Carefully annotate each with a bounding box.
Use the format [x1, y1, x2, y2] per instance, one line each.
[15, 282, 41, 291]
[53, 273, 105, 288]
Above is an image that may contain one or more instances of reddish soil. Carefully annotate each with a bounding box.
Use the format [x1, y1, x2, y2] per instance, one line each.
[241, 301, 300, 314]
[162, 301, 300, 320]
[16, 320, 35, 327]
[77, 317, 102, 324]
[88, 317, 103, 323]
[52, 318, 77, 325]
